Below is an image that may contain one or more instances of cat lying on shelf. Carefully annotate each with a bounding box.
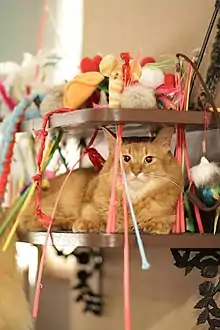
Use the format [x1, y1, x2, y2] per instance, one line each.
[17, 126, 183, 235]
[0, 126, 183, 330]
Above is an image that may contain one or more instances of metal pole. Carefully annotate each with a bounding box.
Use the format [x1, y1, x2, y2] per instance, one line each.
[189, 2, 220, 100]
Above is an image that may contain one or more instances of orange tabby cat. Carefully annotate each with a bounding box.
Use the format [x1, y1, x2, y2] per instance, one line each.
[0, 126, 182, 329]
[16, 126, 182, 234]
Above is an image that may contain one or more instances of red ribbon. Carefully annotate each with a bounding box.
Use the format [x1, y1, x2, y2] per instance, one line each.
[87, 147, 105, 173]
[0, 82, 16, 110]
[120, 52, 132, 89]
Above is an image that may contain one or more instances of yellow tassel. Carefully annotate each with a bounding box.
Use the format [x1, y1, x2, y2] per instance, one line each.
[214, 206, 220, 235]
[3, 139, 55, 251]
[42, 178, 50, 190]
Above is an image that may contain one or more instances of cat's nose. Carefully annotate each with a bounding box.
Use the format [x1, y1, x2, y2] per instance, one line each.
[132, 168, 142, 177]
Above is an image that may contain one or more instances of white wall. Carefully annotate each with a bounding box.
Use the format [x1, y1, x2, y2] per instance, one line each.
[0, 0, 58, 62]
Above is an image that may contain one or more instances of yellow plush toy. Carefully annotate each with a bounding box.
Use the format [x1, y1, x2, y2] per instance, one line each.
[63, 72, 104, 109]
[99, 54, 142, 108]
[40, 71, 104, 115]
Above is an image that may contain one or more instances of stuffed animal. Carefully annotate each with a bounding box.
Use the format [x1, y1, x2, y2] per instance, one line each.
[120, 85, 157, 109]
[40, 84, 65, 116]
[99, 53, 157, 109]
[40, 71, 104, 115]
[80, 54, 104, 107]
[120, 55, 176, 110]
[99, 53, 142, 108]
[0, 51, 61, 119]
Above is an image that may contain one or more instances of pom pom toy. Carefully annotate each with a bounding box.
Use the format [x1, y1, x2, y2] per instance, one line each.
[40, 85, 65, 116]
[120, 85, 156, 109]
[191, 156, 220, 189]
[139, 66, 165, 90]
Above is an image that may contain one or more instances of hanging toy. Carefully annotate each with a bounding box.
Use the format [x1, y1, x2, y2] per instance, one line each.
[190, 156, 220, 233]
[191, 157, 220, 206]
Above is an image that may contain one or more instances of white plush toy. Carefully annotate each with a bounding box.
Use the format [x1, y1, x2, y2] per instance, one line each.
[120, 64, 164, 109]
[120, 85, 157, 109]
[0, 51, 62, 120]
[8, 51, 61, 103]
[139, 66, 164, 90]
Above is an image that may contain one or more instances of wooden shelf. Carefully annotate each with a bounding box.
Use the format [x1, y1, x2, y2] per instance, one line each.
[16, 108, 220, 250]
[19, 232, 220, 249]
[19, 108, 216, 135]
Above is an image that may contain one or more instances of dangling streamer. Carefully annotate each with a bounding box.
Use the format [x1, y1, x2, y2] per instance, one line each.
[121, 165, 131, 330]
[35, 0, 49, 78]
[106, 124, 123, 233]
[33, 129, 99, 318]
[2, 136, 56, 251]
[121, 165, 150, 270]
[0, 82, 16, 110]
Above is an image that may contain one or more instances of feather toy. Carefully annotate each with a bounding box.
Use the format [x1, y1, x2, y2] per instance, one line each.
[191, 157, 220, 206]
[190, 156, 220, 233]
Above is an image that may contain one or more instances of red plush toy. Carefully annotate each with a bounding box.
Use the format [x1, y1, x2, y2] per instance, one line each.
[80, 55, 103, 107]
[80, 55, 103, 73]
[164, 73, 175, 88]
[140, 57, 156, 67]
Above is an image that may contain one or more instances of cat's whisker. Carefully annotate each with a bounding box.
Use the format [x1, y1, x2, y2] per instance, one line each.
[146, 173, 184, 194]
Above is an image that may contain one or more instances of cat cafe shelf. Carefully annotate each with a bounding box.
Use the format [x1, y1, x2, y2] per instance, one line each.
[19, 232, 220, 249]
[17, 108, 219, 248]
[20, 108, 217, 135]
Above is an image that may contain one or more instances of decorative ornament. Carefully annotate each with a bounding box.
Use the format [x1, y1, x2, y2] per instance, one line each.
[72, 248, 104, 316]
[190, 157, 220, 233]
[171, 249, 220, 329]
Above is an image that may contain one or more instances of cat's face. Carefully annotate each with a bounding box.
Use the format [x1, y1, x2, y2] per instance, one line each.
[103, 127, 181, 200]
[121, 140, 168, 182]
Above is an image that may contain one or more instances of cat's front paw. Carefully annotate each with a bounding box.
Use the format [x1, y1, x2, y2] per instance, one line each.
[138, 215, 175, 235]
[72, 218, 104, 233]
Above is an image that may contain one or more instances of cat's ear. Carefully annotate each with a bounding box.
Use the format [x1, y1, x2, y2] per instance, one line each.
[102, 127, 116, 152]
[153, 127, 174, 152]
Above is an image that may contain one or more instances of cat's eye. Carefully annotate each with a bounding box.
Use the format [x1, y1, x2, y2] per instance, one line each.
[123, 155, 131, 162]
[145, 156, 153, 163]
